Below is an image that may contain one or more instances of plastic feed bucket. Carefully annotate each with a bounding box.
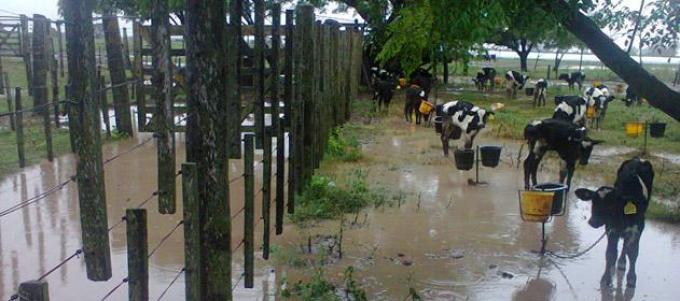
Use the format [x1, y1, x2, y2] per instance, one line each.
[519, 191, 555, 223]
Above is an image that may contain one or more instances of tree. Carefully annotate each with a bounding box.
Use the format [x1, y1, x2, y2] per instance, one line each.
[544, 24, 582, 77]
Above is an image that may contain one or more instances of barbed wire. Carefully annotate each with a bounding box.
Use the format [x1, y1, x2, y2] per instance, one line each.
[156, 267, 186, 301]
[232, 273, 245, 291]
[100, 277, 128, 301]
[0, 100, 68, 118]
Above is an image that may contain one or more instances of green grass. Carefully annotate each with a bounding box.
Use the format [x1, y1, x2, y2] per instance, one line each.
[647, 201, 680, 223]
[0, 121, 72, 177]
[280, 267, 367, 301]
[325, 126, 362, 162]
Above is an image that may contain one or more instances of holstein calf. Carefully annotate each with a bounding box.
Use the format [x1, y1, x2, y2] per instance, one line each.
[372, 70, 397, 112]
[584, 85, 615, 129]
[575, 157, 654, 288]
[558, 71, 586, 90]
[505, 70, 528, 98]
[404, 84, 425, 124]
[410, 68, 434, 98]
[623, 86, 641, 107]
[440, 100, 494, 156]
[523, 118, 602, 189]
[553, 95, 588, 126]
[533, 78, 548, 107]
[473, 67, 497, 91]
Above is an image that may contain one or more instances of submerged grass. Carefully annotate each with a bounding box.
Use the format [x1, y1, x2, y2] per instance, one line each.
[280, 267, 367, 301]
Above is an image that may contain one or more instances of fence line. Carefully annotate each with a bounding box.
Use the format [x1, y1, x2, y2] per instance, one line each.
[155, 268, 186, 301]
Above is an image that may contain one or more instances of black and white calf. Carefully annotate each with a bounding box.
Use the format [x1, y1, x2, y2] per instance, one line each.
[440, 100, 494, 156]
[558, 71, 586, 90]
[575, 157, 654, 288]
[371, 70, 397, 112]
[523, 118, 602, 189]
[505, 70, 529, 98]
[553, 95, 588, 126]
[623, 86, 641, 107]
[473, 67, 497, 91]
[404, 84, 426, 124]
[533, 79, 548, 107]
[410, 68, 434, 98]
[584, 85, 615, 129]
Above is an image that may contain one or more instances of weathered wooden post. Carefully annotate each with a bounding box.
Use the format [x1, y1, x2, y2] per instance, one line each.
[122, 27, 132, 70]
[47, 19, 61, 128]
[133, 21, 147, 131]
[4, 73, 15, 130]
[275, 116, 285, 234]
[18, 280, 49, 301]
[20, 15, 33, 96]
[271, 3, 281, 136]
[151, 0, 176, 214]
[312, 21, 321, 170]
[56, 21, 65, 78]
[99, 75, 112, 138]
[298, 5, 315, 186]
[102, 14, 134, 136]
[262, 122, 272, 260]
[126, 208, 149, 301]
[32, 14, 49, 112]
[285, 9, 296, 213]
[63, 0, 112, 281]
[254, 0, 266, 150]
[226, 0, 242, 159]
[0, 57, 4, 95]
[243, 133, 255, 288]
[42, 94, 54, 162]
[185, 0, 232, 297]
[182, 162, 201, 301]
[15, 88, 26, 168]
[330, 25, 341, 124]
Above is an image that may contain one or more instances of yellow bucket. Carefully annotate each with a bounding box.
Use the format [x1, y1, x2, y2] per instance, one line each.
[399, 78, 407, 88]
[615, 84, 625, 94]
[625, 122, 644, 138]
[519, 191, 555, 223]
[586, 106, 596, 118]
[419, 101, 434, 114]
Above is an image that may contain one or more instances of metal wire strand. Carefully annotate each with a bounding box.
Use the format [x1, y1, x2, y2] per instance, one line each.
[37, 249, 83, 281]
[156, 268, 186, 301]
[100, 278, 128, 301]
[147, 220, 185, 259]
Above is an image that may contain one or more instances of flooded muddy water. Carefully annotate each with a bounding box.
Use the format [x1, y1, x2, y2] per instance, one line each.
[1, 108, 679, 300]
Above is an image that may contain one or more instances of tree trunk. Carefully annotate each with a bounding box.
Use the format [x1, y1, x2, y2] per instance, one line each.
[518, 51, 528, 72]
[546, 0, 680, 121]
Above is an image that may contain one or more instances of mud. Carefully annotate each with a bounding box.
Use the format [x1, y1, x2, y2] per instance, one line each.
[0, 103, 679, 300]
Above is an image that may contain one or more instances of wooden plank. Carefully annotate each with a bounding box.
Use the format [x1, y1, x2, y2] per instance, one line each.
[63, 0, 112, 281]
[243, 133, 255, 288]
[151, 0, 176, 214]
[275, 116, 285, 234]
[285, 9, 295, 213]
[133, 21, 147, 130]
[126, 209, 149, 301]
[181, 163, 201, 301]
[18, 280, 49, 301]
[56, 21, 64, 77]
[20, 15, 32, 96]
[298, 5, 315, 186]
[226, 0, 243, 159]
[254, 0, 265, 150]
[15, 87, 25, 167]
[3, 72, 14, 130]
[103, 14, 134, 136]
[99, 74, 112, 138]
[262, 119, 271, 260]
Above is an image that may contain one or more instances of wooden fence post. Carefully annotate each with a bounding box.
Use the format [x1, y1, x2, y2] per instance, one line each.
[254, 0, 265, 150]
[15, 87, 26, 168]
[285, 9, 296, 213]
[122, 27, 132, 70]
[42, 95, 54, 162]
[298, 5, 315, 186]
[18, 280, 49, 301]
[4, 73, 15, 130]
[262, 123, 272, 260]
[0, 57, 4, 94]
[313, 21, 322, 169]
[62, 0, 112, 281]
[32, 14, 49, 112]
[182, 162, 201, 301]
[47, 19, 61, 128]
[133, 21, 146, 131]
[20, 15, 32, 96]
[152, 0, 176, 214]
[56, 21, 65, 78]
[99, 75, 112, 138]
[226, 0, 243, 159]
[185, 0, 232, 297]
[102, 14, 134, 136]
[126, 208, 148, 301]
[271, 3, 281, 135]
[275, 116, 285, 234]
[243, 133, 255, 288]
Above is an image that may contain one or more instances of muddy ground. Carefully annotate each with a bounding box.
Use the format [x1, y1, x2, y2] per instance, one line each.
[0, 99, 679, 300]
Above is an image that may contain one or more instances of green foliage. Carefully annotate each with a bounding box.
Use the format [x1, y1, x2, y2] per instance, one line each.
[291, 171, 385, 224]
[325, 126, 362, 162]
[280, 267, 367, 301]
[646, 200, 680, 223]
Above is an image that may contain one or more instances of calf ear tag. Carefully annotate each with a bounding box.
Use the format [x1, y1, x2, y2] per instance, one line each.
[624, 201, 637, 215]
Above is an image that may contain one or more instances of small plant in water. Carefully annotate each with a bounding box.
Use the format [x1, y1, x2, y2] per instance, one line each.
[280, 267, 367, 301]
[326, 126, 363, 162]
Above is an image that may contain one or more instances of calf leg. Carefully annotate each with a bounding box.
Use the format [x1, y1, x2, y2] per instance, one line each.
[441, 124, 452, 157]
[404, 102, 411, 122]
[624, 226, 642, 288]
[602, 233, 621, 287]
[560, 161, 576, 191]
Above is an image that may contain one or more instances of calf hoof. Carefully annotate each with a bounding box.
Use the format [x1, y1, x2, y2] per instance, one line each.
[600, 274, 613, 288]
[626, 274, 637, 288]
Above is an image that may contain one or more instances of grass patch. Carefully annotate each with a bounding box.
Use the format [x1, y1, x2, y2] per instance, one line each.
[325, 126, 362, 162]
[280, 267, 367, 301]
[290, 170, 386, 225]
[646, 201, 680, 223]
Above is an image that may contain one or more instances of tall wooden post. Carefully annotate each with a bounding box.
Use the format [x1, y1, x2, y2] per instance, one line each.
[18, 280, 49, 301]
[185, 0, 232, 298]
[20, 15, 33, 96]
[275, 116, 285, 234]
[271, 3, 281, 136]
[126, 209, 149, 301]
[243, 133, 255, 288]
[57, 21, 65, 77]
[133, 21, 147, 131]
[262, 123, 272, 260]
[298, 5, 315, 186]
[4, 73, 15, 130]
[15, 88, 26, 168]
[122, 27, 132, 70]
[99, 75, 112, 138]
[0, 57, 4, 94]
[151, 0, 176, 214]
[102, 14, 134, 136]
[226, 0, 242, 159]
[285, 9, 296, 214]
[62, 0, 112, 281]
[47, 19, 61, 128]
[182, 163, 201, 301]
[32, 14, 49, 112]
[254, 0, 265, 150]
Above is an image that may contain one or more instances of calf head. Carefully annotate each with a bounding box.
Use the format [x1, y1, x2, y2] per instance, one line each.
[578, 137, 603, 165]
[575, 186, 617, 228]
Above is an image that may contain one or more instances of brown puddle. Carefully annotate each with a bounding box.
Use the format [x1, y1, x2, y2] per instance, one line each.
[1, 108, 679, 301]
